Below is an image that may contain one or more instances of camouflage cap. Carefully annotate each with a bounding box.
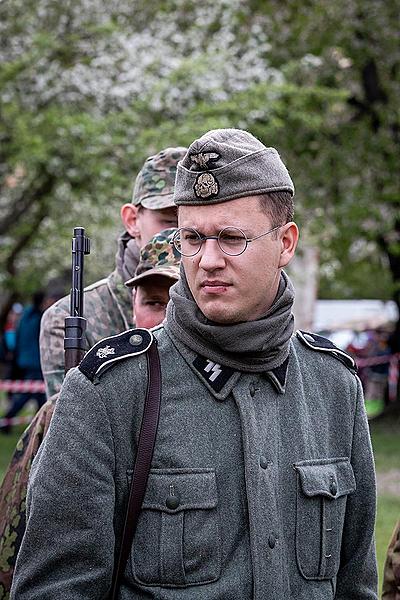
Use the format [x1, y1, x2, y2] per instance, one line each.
[125, 228, 181, 287]
[174, 128, 294, 206]
[132, 147, 187, 209]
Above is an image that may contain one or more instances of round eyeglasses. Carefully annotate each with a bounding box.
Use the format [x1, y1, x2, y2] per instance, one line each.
[171, 225, 281, 257]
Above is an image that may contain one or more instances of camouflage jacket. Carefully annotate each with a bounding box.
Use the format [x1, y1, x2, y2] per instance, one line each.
[0, 399, 56, 599]
[0, 268, 133, 599]
[383, 521, 400, 599]
[40, 268, 134, 398]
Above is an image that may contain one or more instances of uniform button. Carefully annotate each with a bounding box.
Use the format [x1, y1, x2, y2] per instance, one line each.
[268, 535, 276, 549]
[129, 334, 143, 346]
[166, 494, 180, 510]
[330, 478, 337, 496]
[259, 456, 269, 469]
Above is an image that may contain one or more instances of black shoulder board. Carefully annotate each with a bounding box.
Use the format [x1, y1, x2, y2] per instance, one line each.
[79, 328, 153, 382]
[296, 330, 357, 373]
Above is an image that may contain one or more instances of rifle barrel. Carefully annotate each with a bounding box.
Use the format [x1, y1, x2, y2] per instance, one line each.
[64, 227, 91, 374]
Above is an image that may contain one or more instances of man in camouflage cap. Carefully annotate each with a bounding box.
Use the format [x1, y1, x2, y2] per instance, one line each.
[126, 228, 180, 330]
[11, 129, 377, 599]
[0, 148, 185, 599]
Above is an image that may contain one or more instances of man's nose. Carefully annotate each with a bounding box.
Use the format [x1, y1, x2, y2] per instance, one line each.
[198, 239, 226, 271]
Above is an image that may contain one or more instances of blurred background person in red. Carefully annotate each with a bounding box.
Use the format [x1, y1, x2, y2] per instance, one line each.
[0, 303, 23, 396]
[0, 292, 56, 433]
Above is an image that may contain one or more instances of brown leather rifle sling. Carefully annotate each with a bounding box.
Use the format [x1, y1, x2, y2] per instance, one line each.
[110, 339, 161, 599]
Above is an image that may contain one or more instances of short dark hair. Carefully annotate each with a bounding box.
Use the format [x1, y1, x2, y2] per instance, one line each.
[257, 191, 294, 227]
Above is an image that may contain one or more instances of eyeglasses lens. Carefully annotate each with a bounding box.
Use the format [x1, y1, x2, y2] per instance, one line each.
[218, 227, 247, 256]
[173, 228, 201, 257]
[173, 227, 248, 256]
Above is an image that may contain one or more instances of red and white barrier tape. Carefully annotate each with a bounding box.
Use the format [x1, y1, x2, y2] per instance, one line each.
[356, 353, 400, 368]
[0, 415, 33, 428]
[0, 353, 399, 416]
[0, 379, 46, 393]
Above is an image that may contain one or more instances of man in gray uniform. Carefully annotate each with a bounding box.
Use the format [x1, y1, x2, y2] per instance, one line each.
[11, 129, 377, 599]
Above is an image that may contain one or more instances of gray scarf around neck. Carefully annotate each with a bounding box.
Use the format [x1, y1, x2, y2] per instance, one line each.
[165, 270, 295, 373]
[115, 231, 140, 283]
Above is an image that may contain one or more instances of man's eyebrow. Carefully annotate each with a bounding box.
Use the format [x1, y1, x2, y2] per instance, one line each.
[189, 226, 254, 237]
[185, 222, 241, 230]
[180, 225, 208, 235]
[237, 227, 253, 236]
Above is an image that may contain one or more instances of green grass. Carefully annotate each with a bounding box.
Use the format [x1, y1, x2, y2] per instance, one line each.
[0, 425, 25, 475]
[376, 495, 399, 595]
[370, 416, 400, 472]
[0, 411, 399, 597]
[369, 415, 400, 595]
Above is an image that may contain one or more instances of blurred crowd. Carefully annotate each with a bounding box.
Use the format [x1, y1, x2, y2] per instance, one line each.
[325, 326, 398, 419]
[0, 291, 60, 432]
[348, 328, 392, 416]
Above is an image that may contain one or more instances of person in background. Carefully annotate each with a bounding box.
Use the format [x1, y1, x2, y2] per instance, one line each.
[125, 228, 180, 330]
[0, 293, 49, 433]
[0, 303, 23, 364]
[363, 328, 391, 419]
[40, 146, 186, 399]
[0, 303, 23, 399]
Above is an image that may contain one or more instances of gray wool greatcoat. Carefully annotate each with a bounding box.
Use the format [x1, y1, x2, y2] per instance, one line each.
[11, 325, 378, 600]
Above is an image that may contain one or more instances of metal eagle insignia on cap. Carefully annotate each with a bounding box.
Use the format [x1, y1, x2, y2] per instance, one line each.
[190, 152, 220, 169]
[194, 172, 219, 199]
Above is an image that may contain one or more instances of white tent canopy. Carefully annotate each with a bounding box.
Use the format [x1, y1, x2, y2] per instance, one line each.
[313, 300, 398, 333]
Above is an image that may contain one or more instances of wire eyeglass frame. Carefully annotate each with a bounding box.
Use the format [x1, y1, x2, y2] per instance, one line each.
[171, 225, 282, 257]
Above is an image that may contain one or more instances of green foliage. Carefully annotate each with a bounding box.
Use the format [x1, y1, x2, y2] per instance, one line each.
[0, 0, 399, 308]
[370, 417, 400, 473]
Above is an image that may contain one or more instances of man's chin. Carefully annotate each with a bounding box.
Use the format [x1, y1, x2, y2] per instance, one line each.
[198, 303, 241, 325]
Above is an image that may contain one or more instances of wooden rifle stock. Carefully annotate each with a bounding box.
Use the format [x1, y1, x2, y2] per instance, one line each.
[64, 227, 90, 374]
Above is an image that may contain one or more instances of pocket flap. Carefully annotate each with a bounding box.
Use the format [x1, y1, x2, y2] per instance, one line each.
[139, 468, 217, 512]
[294, 457, 356, 499]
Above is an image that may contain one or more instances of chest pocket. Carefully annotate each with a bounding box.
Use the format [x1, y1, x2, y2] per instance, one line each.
[293, 457, 356, 580]
[130, 468, 221, 588]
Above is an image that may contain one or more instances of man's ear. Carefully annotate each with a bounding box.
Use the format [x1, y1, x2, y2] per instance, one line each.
[121, 203, 139, 237]
[278, 222, 299, 268]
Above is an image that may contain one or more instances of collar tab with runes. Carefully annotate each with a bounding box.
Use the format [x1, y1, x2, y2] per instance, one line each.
[192, 355, 235, 393]
[296, 330, 357, 373]
[190, 152, 220, 170]
[79, 328, 153, 382]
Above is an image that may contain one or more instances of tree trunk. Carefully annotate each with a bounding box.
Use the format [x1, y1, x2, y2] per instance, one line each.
[289, 242, 320, 332]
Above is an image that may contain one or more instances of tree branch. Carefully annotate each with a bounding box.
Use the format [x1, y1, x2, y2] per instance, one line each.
[0, 172, 56, 236]
[5, 202, 49, 276]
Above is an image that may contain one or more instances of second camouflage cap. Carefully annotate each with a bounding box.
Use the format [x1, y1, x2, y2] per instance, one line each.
[132, 147, 187, 209]
[174, 128, 294, 205]
[125, 228, 180, 287]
